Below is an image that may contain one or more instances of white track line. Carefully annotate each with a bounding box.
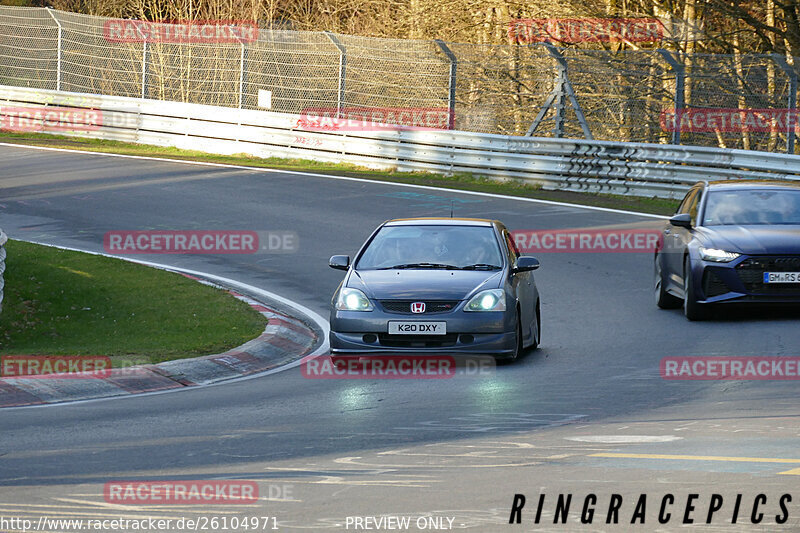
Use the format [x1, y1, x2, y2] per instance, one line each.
[0, 141, 669, 219]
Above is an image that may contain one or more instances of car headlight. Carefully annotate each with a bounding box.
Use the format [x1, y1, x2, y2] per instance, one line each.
[335, 287, 374, 311]
[464, 289, 507, 312]
[699, 247, 741, 263]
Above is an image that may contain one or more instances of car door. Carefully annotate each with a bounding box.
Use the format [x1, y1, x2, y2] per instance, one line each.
[503, 228, 535, 342]
[665, 186, 701, 287]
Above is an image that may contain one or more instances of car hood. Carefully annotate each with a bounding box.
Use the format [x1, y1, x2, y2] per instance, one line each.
[698, 225, 800, 255]
[348, 269, 502, 300]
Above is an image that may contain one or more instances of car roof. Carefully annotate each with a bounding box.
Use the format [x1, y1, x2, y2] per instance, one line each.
[705, 180, 800, 192]
[384, 217, 496, 227]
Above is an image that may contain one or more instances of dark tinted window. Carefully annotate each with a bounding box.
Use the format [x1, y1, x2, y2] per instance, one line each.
[703, 189, 800, 225]
[356, 225, 502, 269]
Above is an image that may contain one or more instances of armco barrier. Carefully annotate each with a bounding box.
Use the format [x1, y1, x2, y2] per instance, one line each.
[2, 85, 800, 198]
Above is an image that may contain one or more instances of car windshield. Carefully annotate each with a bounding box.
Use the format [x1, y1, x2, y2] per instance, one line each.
[702, 189, 800, 225]
[356, 225, 503, 270]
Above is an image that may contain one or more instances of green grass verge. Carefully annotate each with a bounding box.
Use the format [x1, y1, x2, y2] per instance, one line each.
[0, 240, 266, 366]
[0, 131, 679, 215]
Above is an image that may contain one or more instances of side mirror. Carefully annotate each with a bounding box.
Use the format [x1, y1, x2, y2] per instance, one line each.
[512, 256, 540, 273]
[669, 213, 692, 229]
[329, 255, 350, 270]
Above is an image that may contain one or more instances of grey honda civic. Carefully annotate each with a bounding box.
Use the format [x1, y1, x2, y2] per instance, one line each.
[328, 218, 541, 361]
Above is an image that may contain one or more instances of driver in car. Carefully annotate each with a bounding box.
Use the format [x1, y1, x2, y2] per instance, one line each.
[460, 238, 494, 266]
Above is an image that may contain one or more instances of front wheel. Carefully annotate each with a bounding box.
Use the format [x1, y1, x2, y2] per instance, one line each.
[529, 302, 541, 351]
[655, 254, 681, 309]
[683, 256, 707, 321]
[496, 312, 523, 364]
[511, 313, 523, 360]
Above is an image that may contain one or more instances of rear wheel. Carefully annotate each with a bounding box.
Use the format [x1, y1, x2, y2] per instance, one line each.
[683, 256, 707, 321]
[655, 254, 681, 309]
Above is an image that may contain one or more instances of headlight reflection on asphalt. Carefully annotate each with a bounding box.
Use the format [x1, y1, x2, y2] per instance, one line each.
[338, 384, 374, 412]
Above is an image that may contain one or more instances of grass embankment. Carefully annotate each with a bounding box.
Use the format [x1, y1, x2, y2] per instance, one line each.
[0, 240, 266, 366]
[0, 132, 680, 215]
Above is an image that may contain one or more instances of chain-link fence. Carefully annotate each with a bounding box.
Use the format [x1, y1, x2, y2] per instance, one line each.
[1, 6, 798, 152]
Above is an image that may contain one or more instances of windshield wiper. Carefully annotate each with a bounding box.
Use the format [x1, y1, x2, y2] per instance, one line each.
[459, 263, 501, 270]
[379, 262, 460, 270]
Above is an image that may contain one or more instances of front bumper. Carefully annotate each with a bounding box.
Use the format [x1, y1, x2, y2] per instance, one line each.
[329, 308, 516, 356]
[693, 254, 800, 304]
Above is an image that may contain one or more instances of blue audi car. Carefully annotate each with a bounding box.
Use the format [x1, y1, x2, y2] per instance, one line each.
[328, 218, 541, 360]
[655, 180, 800, 320]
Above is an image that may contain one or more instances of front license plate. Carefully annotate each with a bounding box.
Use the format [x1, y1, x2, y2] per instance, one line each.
[388, 321, 447, 335]
[763, 272, 800, 283]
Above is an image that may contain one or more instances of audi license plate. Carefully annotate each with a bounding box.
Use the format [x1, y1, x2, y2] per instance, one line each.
[763, 272, 800, 284]
[388, 321, 446, 335]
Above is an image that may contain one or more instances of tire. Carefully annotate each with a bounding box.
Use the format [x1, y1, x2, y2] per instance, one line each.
[529, 302, 541, 351]
[683, 256, 706, 321]
[496, 311, 523, 364]
[655, 254, 681, 309]
[511, 311, 523, 360]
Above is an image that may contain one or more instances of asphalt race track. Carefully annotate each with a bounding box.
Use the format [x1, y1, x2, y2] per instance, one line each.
[1, 143, 799, 532]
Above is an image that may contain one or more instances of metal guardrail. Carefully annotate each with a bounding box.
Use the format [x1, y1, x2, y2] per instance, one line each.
[2, 85, 800, 199]
[3, 6, 800, 153]
[0, 228, 6, 315]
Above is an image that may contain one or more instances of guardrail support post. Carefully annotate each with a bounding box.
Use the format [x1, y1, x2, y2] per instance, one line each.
[238, 43, 247, 108]
[435, 39, 457, 129]
[772, 54, 797, 154]
[141, 41, 148, 99]
[132, 23, 151, 100]
[526, 43, 592, 139]
[46, 8, 62, 91]
[325, 32, 346, 118]
[658, 49, 685, 145]
[554, 67, 566, 137]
